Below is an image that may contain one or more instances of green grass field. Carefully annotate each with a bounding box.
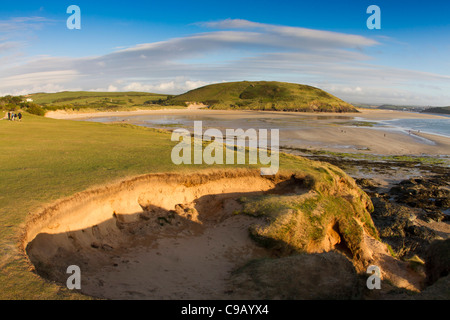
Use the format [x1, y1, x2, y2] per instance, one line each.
[0, 112, 179, 299]
[0, 110, 374, 299]
[28, 91, 173, 112]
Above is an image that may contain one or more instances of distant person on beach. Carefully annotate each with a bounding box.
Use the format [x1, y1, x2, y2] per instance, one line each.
[7, 112, 11, 120]
[18, 113, 22, 121]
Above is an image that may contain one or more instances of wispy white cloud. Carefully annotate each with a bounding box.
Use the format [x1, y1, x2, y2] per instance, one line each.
[201, 19, 379, 49]
[0, 16, 52, 33]
[2, 70, 80, 89]
[0, 16, 54, 64]
[123, 79, 211, 93]
[0, 18, 449, 105]
[0, 41, 21, 54]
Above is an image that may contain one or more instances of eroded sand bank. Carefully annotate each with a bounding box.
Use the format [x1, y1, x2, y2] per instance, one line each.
[24, 169, 307, 299]
[23, 168, 427, 299]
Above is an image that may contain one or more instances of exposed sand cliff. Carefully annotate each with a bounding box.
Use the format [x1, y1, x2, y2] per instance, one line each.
[23, 168, 426, 299]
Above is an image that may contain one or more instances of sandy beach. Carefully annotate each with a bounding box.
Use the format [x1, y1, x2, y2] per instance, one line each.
[45, 107, 449, 121]
[46, 108, 450, 157]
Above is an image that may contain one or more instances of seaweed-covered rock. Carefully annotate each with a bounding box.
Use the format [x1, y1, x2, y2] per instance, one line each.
[355, 178, 380, 191]
[370, 197, 439, 258]
[421, 211, 449, 223]
[425, 239, 450, 286]
[391, 177, 450, 211]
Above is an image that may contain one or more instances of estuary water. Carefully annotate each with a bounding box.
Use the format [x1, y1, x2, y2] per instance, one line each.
[84, 112, 450, 138]
[375, 116, 450, 138]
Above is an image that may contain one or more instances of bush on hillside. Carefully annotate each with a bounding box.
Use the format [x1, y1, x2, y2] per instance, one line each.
[26, 104, 46, 116]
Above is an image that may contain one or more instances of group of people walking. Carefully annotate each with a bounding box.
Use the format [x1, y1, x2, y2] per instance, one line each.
[6, 111, 22, 121]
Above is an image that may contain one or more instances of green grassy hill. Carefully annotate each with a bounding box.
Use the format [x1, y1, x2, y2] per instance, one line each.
[377, 104, 427, 112]
[2, 82, 358, 114]
[422, 106, 450, 115]
[168, 81, 358, 112]
[29, 91, 170, 111]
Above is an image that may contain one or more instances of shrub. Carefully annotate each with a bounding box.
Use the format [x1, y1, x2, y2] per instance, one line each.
[26, 104, 46, 116]
[5, 103, 17, 111]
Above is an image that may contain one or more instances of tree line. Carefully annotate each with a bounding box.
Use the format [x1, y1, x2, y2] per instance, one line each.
[0, 95, 46, 116]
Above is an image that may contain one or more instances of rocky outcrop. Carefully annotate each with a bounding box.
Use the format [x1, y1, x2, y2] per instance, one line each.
[390, 177, 450, 213]
[370, 197, 440, 258]
[425, 239, 450, 286]
[356, 175, 449, 260]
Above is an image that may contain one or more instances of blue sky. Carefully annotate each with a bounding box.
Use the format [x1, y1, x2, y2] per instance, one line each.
[1, 0, 450, 105]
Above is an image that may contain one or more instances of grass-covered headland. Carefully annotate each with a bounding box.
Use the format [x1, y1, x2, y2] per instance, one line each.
[168, 81, 358, 112]
[0, 81, 358, 115]
[0, 91, 180, 116]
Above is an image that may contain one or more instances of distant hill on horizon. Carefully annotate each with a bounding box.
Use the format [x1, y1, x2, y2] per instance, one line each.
[166, 81, 358, 112]
[422, 106, 450, 115]
[373, 104, 450, 114]
[377, 104, 428, 111]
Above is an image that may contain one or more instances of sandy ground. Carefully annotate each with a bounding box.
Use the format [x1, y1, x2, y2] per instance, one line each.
[83, 214, 270, 300]
[44, 108, 187, 120]
[46, 108, 450, 156]
[25, 170, 305, 300]
[281, 124, 450, 156]
[45, 108, 449, 121]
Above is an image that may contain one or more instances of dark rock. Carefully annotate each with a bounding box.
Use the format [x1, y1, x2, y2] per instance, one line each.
[90, 242, 100, 249]
[425, 239, 450, 286]
[400, 179, 416, 186]
[417, 275, 450, 300]
[405, 225, 437, 241]
[389, 186, 402, 195]
[391, 176, 450, 212]
[101, 244, 114, 251]
[421, 211, 446, 223]
[139, 212, 151, 221]
[370, 197, 439, 258]
[355, 178, 379, 191]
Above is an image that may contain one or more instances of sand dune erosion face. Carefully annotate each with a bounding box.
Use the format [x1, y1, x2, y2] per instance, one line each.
[23, 169, 311, 299]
